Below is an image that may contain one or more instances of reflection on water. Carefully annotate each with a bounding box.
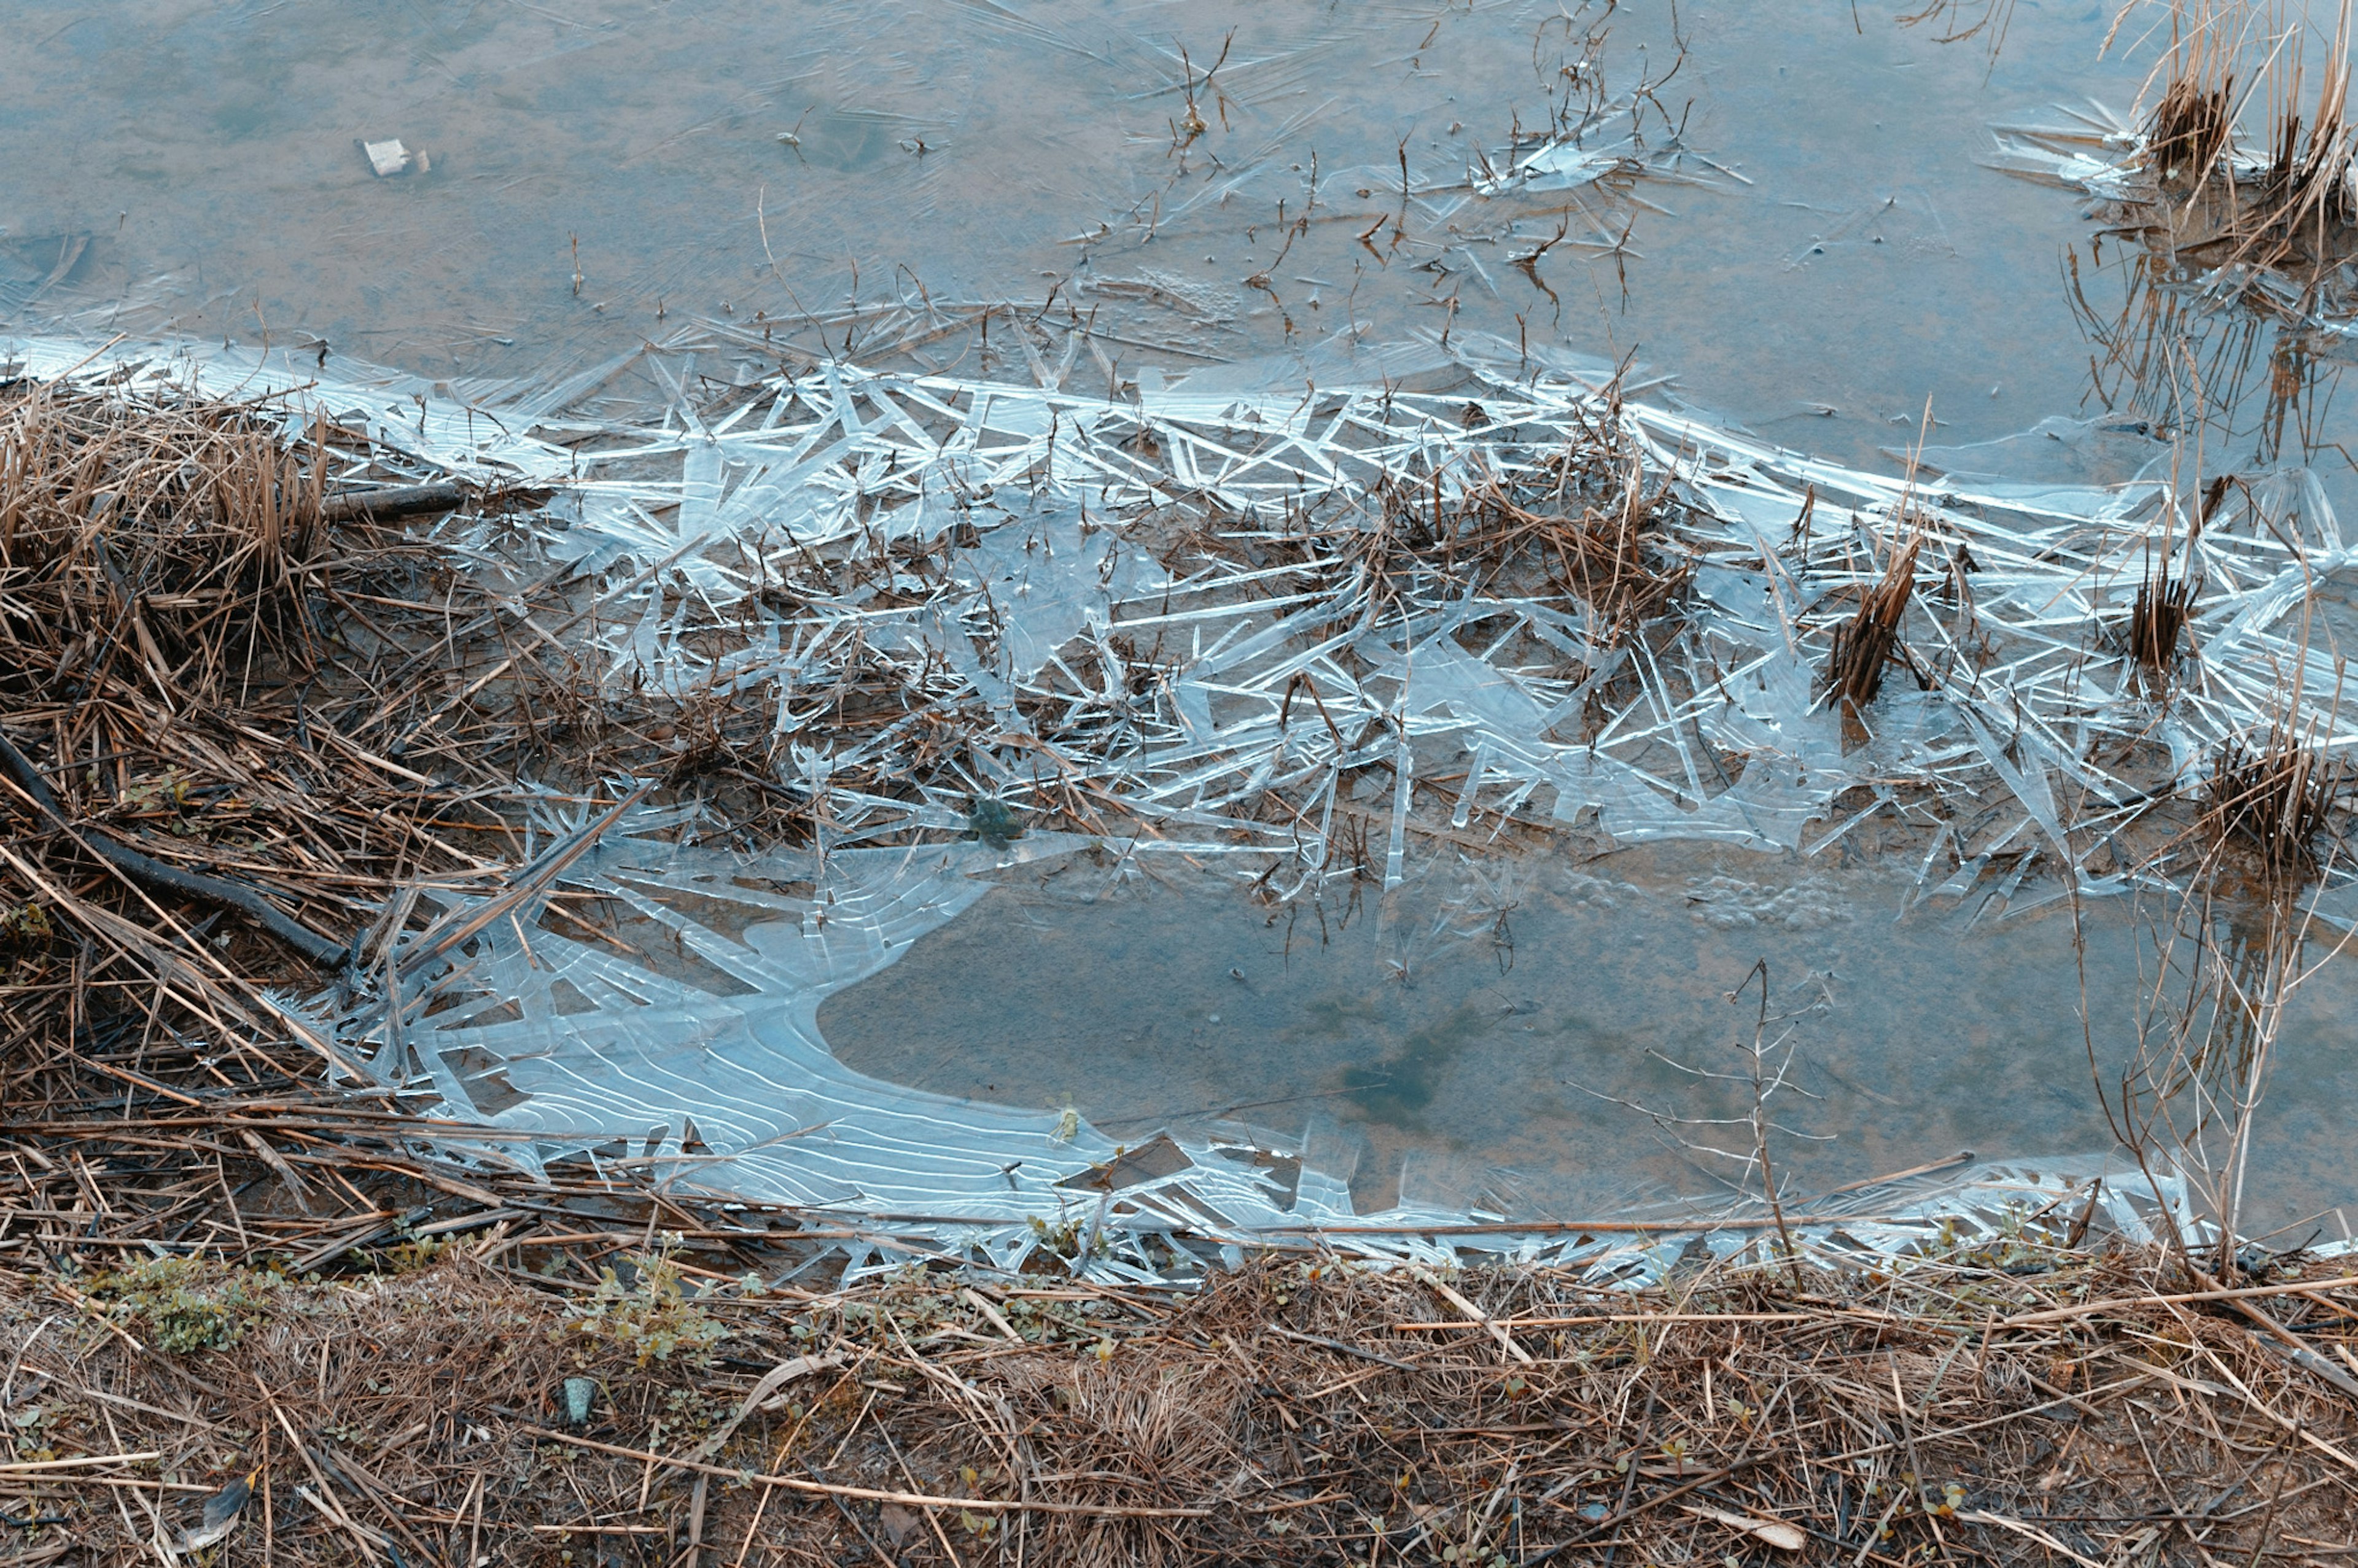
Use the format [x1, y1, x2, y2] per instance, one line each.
[820, 847, 2358, 1235]
[2064, 241, 2351, 473]
[3, 0, 2154, 465]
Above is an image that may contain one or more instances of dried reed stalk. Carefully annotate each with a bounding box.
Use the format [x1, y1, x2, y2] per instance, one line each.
[2202, 726, 2342, 879]
[2129, 553, 2197, 681]
[1824, 537, 1921, 709]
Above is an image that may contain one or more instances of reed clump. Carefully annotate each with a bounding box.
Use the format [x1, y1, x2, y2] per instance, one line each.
[2201, 726, 2342, 879]
[1445, 462, 1692, 638]
[2128, 3, 2358, 319]
[0, 379, 333, 705]
[1344, 385, 1692, 642]
[2255, 70, 2358, 228]
[2128, 554, 2197, 682]
[1824, 535, 1921, 709]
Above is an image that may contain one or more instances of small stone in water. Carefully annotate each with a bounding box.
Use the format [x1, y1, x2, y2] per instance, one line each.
[965, 795, 1022, 848]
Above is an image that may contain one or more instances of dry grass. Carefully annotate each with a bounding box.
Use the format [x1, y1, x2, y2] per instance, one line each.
[0, 377, 509, 1079]
[0, 371, 838, 1112]
[0, 381, 334, 705]
[2, 1233, 2354, 1567]
[6, 338, 2356, 1566]
[2128, 551, 2197, 684]
[1824, 536, 1921, 712]
[2201, 726, 2343, 880]
[1471, 382, 1695, 639]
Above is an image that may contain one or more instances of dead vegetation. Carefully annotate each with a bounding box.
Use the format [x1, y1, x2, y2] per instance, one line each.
[1206, 383, 1692, 647]
[2128, 551, 2198, 681]
[1823, 535, 1922, 712]
[1488, 387, 1696, 637]
[1, 1227, 2354, 1567]
[2026, 7, 2358, 468]
[2201, 724, 2344, 880]
[1901, 0, 2020, 57]
[2123, 1, 2358, 325]
[2150, 71, 2235, 187]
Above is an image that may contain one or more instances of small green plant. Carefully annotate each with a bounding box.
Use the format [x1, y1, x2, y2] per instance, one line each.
[119, 771, 208, 836]
[91, 1257, 280, 1353]
[1025, 1213, 1107, 1260]
[117, 770, 186, 813]
[563, 1250, 726, 1366]
[377, 1233, 445, 1275]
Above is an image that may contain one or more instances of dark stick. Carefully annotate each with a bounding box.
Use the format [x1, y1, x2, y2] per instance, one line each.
[319, 482, 480, 522]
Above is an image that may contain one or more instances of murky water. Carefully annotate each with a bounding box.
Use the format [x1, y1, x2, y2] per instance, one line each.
[0, 0, 2175, 454]
[821, 847, 2358, 1235]
[8, 0, 2355, 1231]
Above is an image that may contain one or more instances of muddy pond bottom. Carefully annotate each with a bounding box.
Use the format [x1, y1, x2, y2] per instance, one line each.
[820, 846, 2358, 1239]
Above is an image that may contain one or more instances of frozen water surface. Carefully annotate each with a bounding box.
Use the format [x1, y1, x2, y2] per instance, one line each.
[7, 0, 2358, 1273]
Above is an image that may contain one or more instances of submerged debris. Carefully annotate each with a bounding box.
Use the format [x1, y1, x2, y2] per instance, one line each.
[359, 136, 422, 177]
[964, 793, 1024, 847]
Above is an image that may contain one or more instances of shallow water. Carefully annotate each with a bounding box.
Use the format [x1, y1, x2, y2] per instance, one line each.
[821, 847, 2358, 1236]
[17, 1, 2345, 478]
[0, 0, 2189, 457]
[9, 0, 2356, 1233]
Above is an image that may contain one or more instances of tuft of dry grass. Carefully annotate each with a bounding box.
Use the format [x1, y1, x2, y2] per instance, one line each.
[2151, 71, 2236, 185]
[2202, 725, 2343, 880]
[0, 382, 333, 702]
[2129, 551, 2197, 683]
[1824, 535, 1921, 711]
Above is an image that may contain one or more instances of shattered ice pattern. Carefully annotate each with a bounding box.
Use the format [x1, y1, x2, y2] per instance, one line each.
[10, 329, 2353, 1279]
